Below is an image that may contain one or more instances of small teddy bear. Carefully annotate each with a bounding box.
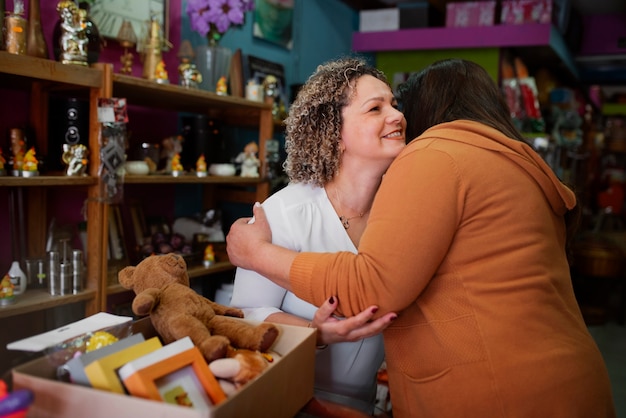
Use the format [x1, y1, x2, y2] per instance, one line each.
[118, 253, 279, 363]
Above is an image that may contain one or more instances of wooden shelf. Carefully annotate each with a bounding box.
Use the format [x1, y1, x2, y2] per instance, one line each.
[0, 175, 96, 187]
[188, 261, 236, 279]
[352, 23, 580, 80]
[105, 261, 235, 296]
[0, 289, 97, 319]
[121, 174, 266, 185]
[112, 73, 272, 126]
[0, 51, 102, 89]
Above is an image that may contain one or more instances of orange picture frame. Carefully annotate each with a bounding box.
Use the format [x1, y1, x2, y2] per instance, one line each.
[120, 345, 226, 410]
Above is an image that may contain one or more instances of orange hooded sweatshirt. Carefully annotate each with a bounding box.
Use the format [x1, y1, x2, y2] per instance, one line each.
[290, 120, 615, 417]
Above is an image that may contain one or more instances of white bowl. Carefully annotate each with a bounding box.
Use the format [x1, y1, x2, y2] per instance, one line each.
[124, 160, 150, 175]
[209, 163, 236, 176]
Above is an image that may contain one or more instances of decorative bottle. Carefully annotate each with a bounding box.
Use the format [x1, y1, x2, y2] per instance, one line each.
[26, 0, 48, 58]
[3, 0, 27, 55]
[8, 260, 27, 295]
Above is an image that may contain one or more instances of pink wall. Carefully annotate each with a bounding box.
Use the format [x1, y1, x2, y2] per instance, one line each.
[579, 13, 626, 56]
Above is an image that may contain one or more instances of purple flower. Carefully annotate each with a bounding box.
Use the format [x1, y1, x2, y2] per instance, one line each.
[187, 0, 255, 37]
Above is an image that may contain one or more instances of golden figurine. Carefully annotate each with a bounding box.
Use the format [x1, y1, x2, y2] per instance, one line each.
[140, 14, 172, 81]
[56, 0, 88, 66]
[62, 144, 89, 176]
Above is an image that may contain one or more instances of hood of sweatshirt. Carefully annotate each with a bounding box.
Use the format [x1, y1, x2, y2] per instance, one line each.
[419, 120, 577, 216]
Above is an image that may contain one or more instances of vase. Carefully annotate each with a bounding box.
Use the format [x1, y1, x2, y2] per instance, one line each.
[196, 41, 232, 93]
[26, 0, 48, 58]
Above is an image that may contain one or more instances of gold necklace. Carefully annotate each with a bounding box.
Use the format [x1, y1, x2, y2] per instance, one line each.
[334, 187, 368, 230]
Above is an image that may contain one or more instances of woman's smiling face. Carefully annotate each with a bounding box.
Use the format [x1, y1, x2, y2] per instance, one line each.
[340, 75, 406, 168]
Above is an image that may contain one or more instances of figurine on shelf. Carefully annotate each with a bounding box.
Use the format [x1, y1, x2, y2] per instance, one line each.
[216, 76, 228, 96]
[203, 244, 215, 268]
[171, 152, 183, 176]
[196, 154, 207, 177]
[155, 59, 169, 84]
[0, 148, 6, 176]
[177, 40, 202, 89]
[0, 274, 15, 305]
[62, 144, 89, 176]
[9, 128, 25, 176]
[160, 135, 183, 173]
[140, 13, 172, 81]
[56, 0, 88, 66]
[22, 147, 39, 176]
[235, 141, 260, 178]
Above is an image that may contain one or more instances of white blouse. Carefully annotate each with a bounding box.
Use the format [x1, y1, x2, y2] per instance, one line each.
[230, 183, 385, 413]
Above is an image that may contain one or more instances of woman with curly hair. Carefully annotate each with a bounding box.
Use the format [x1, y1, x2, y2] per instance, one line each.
[230, 56, 404, 414]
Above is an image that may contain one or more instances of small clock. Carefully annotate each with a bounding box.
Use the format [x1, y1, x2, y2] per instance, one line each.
[90, 0, 169, 43]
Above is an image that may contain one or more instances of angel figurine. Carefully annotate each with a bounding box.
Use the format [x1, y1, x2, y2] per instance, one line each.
[235, 141, 260, 178]
[62, 144, 89, 176]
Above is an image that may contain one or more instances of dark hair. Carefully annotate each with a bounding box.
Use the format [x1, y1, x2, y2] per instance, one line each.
[397, 59, 530, 145]
[398, 58, 581, 250]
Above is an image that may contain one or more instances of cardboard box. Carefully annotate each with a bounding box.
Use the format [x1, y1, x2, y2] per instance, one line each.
[12, 318, 316, 418]
[446, 1, 496, 27]
[399, 2, 444, 28]
[500, 0, 552, 25]
[359, 8, 399, 32]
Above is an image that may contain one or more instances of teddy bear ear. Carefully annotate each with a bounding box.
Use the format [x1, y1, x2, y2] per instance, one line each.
[118, 265, 135, 289]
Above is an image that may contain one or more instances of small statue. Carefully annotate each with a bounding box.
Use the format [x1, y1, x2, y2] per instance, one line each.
[0, 148, 6, 175]
[171, 152, 183, 175]
[62, 144, 89, 176]
[160, 135, 183, 172]
[235, 141, 260, 178]
[262, 75, 282, 120]
[140, 14, 171, 81]
[56, 0, 88, 66]
[216, 76, 228, 96]
[9, 128, 25, 174]
[22, 147, 39, 176]
[203, 244, 215, 268]
[155, 59, 169, 84]
[177, 40, 202, 89]
[196, 154, 207, 177]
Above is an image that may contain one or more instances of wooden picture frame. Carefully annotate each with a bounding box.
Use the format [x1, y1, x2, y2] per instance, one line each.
[120, 345, 226, 409]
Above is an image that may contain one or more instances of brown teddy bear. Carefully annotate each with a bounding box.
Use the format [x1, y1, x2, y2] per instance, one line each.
[118, 253, 279, 363]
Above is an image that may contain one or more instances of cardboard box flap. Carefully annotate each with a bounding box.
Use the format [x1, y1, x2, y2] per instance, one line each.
[7, 313, 133, 352]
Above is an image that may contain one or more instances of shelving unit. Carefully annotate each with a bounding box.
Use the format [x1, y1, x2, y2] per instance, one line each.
[100, 63, 274, 311]
[0, 54, 273, 319]
[352, 22, 580, 83]
[0, 51, 105, 320]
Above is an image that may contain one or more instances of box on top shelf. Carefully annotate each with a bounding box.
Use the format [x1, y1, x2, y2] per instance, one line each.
[446, 1, 496, 27]
[12, 317, 316, 418]
[500, 0, 571, 33]
[399, 2, 445, 29]
[359, 8, 399, 32]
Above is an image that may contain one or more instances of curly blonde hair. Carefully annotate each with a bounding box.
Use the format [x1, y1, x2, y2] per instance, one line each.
[284, 57, 390, 187]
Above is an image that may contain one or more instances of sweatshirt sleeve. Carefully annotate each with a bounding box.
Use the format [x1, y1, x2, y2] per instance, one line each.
[290, 147, 463, 317]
